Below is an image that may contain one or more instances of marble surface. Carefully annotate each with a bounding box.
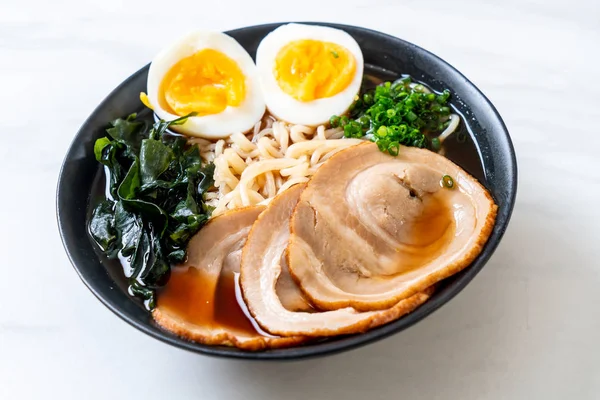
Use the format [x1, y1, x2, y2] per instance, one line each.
[2, 0, 600, 398]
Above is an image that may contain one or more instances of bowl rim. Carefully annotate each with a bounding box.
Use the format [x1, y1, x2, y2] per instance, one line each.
[56, 21, 517, 360]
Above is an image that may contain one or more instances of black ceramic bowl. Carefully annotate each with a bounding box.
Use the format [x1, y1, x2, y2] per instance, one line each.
[57, 22, 517, 360]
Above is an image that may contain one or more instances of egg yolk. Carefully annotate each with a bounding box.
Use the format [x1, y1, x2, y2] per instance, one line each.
[274, 40, 356, 102]
[160, 49, 246, 116]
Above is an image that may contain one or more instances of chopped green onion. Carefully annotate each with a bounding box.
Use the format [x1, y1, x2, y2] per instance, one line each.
[391, 82, 403, 91]
[436, 89, 451, 104]
[343, 121, 362, 138]
[431, 137, 441, 151]
[442, 175, 455, 189]
[329, 77, 454, 155]
[388, 142, 400, 156]
[329, 115, 340, 128]
[358, 115, 370, 128]
[331, 50, 339, 58]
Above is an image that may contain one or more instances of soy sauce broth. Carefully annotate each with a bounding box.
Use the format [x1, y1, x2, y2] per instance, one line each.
[156, 267, 260, 336]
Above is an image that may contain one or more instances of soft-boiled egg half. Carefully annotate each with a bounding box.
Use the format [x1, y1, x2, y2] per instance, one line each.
[256, 24, 364, 126]
[145, 31, 265, 138]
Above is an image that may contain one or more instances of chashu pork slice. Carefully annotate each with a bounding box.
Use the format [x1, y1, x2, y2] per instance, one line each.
[153, 206, 305, 350]
[287, 142, 498, 311]
[240, 184, 433, 337]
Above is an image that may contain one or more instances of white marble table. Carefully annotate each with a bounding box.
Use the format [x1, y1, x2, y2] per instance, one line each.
[2, 0, 599, 398]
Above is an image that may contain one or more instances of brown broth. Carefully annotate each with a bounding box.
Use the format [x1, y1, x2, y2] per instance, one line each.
[156, 267, 215, 327]
[440, 118, 485, 182]
[156, 267, 260, 336]
[214, 270, 259, 334]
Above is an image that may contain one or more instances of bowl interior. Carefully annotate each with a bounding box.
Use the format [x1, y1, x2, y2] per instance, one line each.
[57, 22, 517, 360]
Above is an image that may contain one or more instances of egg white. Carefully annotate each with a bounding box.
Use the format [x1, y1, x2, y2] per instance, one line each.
[146, 31, 265, 139]
[256, 24, 364, 126]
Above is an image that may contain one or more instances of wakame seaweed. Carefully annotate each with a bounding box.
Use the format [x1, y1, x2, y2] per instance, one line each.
[89, 113, 214, 309]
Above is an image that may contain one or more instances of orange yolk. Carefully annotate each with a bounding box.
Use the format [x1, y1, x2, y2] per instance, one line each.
[159, 49, 246, 116]
[274, 39, 356, 102]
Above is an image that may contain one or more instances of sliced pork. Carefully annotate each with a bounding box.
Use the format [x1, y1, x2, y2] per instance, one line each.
[287, 142, 497, 311]
[240, 184, 433, 337]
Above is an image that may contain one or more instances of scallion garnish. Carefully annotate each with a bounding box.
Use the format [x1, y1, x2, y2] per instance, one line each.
[331, 77, 453, 155]
[441, 174, 455, 189]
